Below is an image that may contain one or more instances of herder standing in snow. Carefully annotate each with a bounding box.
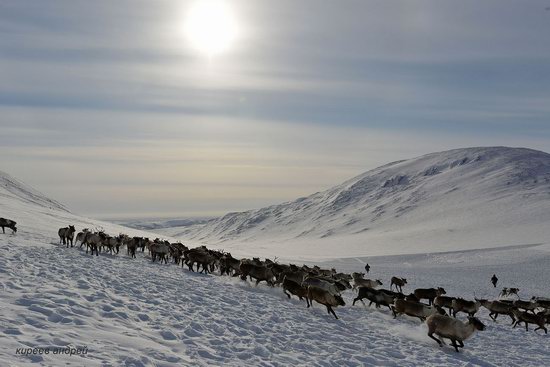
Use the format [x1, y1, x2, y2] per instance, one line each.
[365, 263, 370, 273]
[491, 274, 498, 288]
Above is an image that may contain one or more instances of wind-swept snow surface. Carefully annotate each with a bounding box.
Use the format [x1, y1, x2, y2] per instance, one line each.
[1, 229, 550, 366]
[162, 147, 550, 260]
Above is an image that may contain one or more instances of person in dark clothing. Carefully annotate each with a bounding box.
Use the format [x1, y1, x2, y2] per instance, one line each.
[365, 263, 370, 273]
[491, 274, 498, 288]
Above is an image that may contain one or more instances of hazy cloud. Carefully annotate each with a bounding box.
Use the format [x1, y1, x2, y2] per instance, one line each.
[1, 0, 549, 217]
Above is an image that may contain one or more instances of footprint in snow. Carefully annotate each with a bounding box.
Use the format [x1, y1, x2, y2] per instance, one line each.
[136, 313, 150, 321]
[160, 330, 177, 340]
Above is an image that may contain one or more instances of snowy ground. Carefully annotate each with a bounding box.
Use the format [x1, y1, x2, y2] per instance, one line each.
[1, 168, 549, 366]
[1, 228, 549, 366]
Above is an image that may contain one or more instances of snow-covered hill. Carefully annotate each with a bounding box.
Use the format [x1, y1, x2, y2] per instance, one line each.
[161, 147, 550, 260]
[0, 165, 549, 366]
[0, 171, 69, 213]
[0, 169, 166, 243]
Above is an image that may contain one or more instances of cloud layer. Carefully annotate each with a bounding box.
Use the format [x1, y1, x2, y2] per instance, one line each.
[1, 0, 550, 218]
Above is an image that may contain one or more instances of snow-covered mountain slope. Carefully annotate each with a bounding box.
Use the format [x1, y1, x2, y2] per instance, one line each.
[0, 164, 549, 366]
[0, 169, 168, 243]
[161, 147, 550, 260]
[0, 175, 549, 366]
[0, 171, 68, 213]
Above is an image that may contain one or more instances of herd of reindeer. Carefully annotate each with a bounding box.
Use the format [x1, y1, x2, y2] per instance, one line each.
[2, 218, 549, 353]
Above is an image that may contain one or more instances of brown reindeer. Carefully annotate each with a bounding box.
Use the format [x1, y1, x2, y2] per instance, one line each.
[282, 276, 310, 307]
[0, 218, 17, 234]
[426, 314, 485, 352]
[307, 286, 346, 319]
[451, 298, 481, 317]
[477, 299, 516, 324]
[512, 308, 548, 334]
[58, 225, 76, 247]
[239, 262, 275, 286]
[84, 231, 106, 256]
[414, 287, 446, 305]
[392, 299, 445, 321]
[390, 277, 407, 293]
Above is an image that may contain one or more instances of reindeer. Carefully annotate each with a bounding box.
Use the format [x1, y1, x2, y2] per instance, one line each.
[390, 277, 407, 293]
[451, 298, 481, 317]
[352, 273, 382, 289]
[392, 299, 446, 322]
[307, 286, 346, 319]
[477, 298, 516, 324]
[219, 253, 242, 276]
[282, 276, 310, 307]
[500, 287, 519, 298]
[532, 297, 550, 310]
[426, 314, 485, 352]
[302, 276, 341, 296]
[58, 225, 76, 247]
[184, 248, 216, 273]
[434, 296, 457, 314]
[121, 236, 139, 258]
[414, 287, 446, 305]
[513, 299, 539, 314]
[239, 262, 275, 286]
[150, 240, 170, 264]
[276, 268, 308, 286]
[84, 232, 106, 256]
[102, 234, 122, 255]
[0, 218, 17, 234]
[168, 242, 188, 265]
[512, 308, 548, 333]
[352, 287, 393, 310]
[75, 228, 89, 246]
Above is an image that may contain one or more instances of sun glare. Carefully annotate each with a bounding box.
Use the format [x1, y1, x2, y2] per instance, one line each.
[184, 0, 238, 56]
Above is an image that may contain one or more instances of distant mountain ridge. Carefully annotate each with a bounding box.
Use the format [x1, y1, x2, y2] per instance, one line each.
[161, 147, 550, 257]
[113, 217, 213, 231]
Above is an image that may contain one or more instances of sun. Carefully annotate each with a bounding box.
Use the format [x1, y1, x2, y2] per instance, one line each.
[184, 0, 238, 56]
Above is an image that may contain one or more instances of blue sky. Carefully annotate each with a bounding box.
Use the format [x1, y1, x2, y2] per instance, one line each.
[1, 0, 550, 218]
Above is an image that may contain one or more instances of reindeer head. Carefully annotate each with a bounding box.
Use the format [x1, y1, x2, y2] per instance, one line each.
[468, 317, 486, 331]
[334, 295, 346, 306]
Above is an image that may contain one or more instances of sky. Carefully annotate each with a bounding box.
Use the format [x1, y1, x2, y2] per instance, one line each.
[1, 0, 550, 219]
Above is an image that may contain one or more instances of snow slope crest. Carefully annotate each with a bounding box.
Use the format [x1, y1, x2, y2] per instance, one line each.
[0, 170, 69, 213]
[166, 147, 550, 257]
